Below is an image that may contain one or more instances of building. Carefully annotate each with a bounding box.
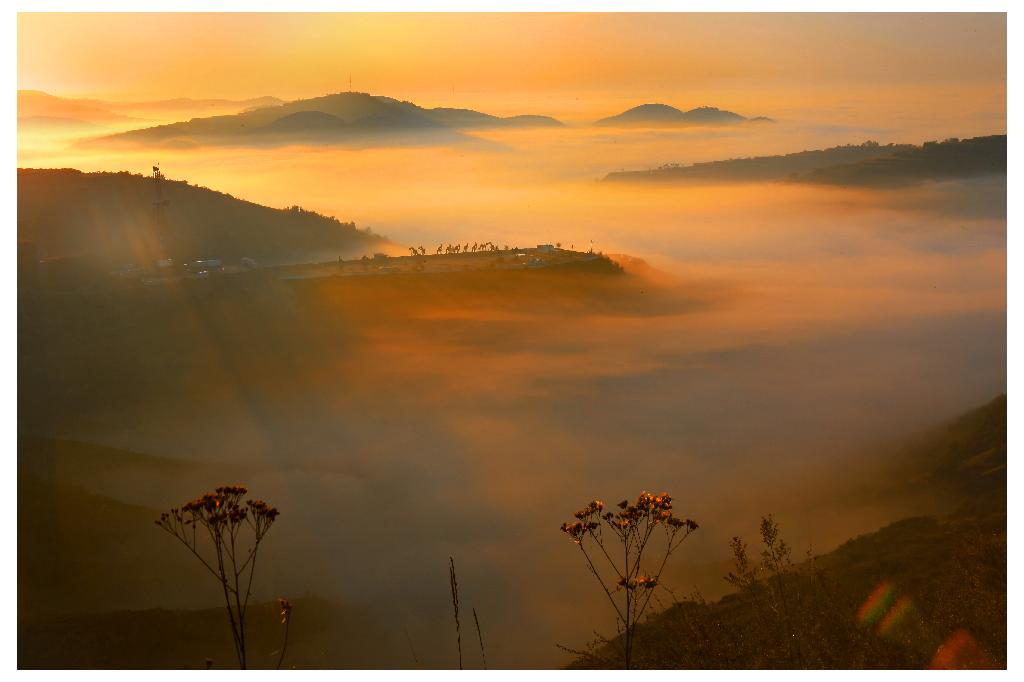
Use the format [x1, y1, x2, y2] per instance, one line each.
[188, 259, 224, 272]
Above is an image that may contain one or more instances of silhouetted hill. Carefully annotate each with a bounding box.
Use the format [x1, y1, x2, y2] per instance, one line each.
[18, 90, 134, 124]
[677, 106, 748, 124]
[118, 95, 285, 115]
[605, 136, 1006, 186]
[798, 135, 1006, 187]
[18, 116, 104, 134]
[596, 104, 766, 127]
[95, 92, 563, 147]
[17, 168, 389, 267]
[265, 110, 350, 131]
[424, 107, 562, 129]
[604, 141, 916, 183]
[17, 90, 283, 125]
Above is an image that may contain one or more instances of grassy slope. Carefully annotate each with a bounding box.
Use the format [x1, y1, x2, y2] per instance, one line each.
[571, 395, 1006, 669]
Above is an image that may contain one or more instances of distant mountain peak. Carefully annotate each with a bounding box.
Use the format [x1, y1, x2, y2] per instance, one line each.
[596, 102, 764, 127]
[627, 103, 684, 114]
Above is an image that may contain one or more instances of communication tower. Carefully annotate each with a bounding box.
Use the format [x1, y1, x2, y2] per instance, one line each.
[152, 164, 170, 231]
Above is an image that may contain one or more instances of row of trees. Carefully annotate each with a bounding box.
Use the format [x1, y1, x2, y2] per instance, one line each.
[404, 241, 573, 257]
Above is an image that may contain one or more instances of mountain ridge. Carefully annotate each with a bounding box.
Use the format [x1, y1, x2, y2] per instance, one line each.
[18, 90, 283, 126]
[596, 103, 771, 127]
[93, 91, 563, 147]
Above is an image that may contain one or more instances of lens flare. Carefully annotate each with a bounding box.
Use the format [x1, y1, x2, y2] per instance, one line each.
[930, 629, 994, 670]
[856, 580, 896, 628]
[876, 595, 913, 637]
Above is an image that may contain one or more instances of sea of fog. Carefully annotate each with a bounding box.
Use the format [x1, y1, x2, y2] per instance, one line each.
[19, 121, 1006, 667]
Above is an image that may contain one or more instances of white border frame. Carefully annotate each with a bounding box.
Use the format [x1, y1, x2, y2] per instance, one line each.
[5, 2, 1014, 678]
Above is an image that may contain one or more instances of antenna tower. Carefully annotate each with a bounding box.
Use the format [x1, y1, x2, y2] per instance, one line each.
[152, 164, 170, 231]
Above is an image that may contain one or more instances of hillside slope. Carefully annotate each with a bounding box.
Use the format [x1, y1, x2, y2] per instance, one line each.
[17, 168, 389, 267]
[571, 395, 1007, 669]
[604, 141, 916, 183]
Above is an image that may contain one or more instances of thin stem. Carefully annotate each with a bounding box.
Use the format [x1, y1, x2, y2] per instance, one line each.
[158, 525, 223, 583]
[403, 624, 420, 668]
[213, 536, 244, 668]
[624, 523, 632, 670]
[577, 543, 626, 626]
[449, 557, 462, 670]
[591, 527, 626, 580]
[473, 608, 487, 669]
[276, 618, 291, 670]
[242, 541, 260, 623]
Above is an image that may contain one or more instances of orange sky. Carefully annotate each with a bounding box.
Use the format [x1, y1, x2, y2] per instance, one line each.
[18, 12, 1006, 119]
